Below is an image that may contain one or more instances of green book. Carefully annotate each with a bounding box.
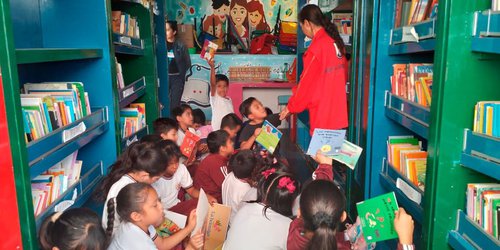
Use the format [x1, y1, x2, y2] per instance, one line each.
[356, 192, 399, 243]
[255, 120, 282, 154]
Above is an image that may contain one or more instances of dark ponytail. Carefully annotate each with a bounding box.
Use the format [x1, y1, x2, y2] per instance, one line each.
[299, 4, 345, 57]
[106, 198, 116, 239]
[38, 208, 107, 250]
[116, 183, 152, 223]
[300, 180, 346, 250]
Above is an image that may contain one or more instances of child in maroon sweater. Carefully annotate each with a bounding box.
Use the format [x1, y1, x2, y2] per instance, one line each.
[194, 130, 234, 203]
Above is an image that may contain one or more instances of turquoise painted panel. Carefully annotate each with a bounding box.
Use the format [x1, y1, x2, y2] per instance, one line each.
[9, 0, 42, 48]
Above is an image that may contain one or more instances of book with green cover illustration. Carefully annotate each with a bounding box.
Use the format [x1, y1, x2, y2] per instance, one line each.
[331, 140, 363, 170]
[356, 192, 399, 243]
[256, 120, 282, 154]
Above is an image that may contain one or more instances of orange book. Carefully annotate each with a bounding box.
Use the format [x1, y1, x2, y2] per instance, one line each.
[57, 102, 68, 126]
[391, 144, 420, 171]
[180, 130, 201, 160]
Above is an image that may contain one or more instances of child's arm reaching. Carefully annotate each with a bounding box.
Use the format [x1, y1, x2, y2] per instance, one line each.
[312, 151, 334, 181]
[154, 209, 198, 250]
[185, 186, 218, 204]
[207, 58, 216, 96]
[240, 128, 261, 150]
[394, 208, 415, 249]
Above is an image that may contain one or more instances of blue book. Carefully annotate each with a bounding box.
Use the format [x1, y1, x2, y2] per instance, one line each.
[307, 129, 346, 157]
[494, 104, 500, 137]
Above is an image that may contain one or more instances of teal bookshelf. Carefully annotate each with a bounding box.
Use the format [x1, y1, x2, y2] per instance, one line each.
[0, 0, 117, 248]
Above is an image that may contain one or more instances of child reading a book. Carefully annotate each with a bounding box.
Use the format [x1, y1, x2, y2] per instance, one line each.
[192, 108, 212, 138]
[107, 183, 204, 250]
[153, 117, 179, 142]
[238, 97, 281, 150]
[172, 104, 208, 157]
[223, 162, 299, 249]
[39, 208, 107, 250]
[222, 149, 257, 222]
[194, 130, 234, 203]
[153, 140, 217, 216]
[98, 141, 168, 235]
[221, 113, 242, 141]
[207, 58, 234, 131]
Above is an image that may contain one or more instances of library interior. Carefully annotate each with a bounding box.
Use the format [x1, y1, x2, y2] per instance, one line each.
[0, 0, 499, 249]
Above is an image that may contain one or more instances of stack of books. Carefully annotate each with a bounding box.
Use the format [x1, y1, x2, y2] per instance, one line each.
[467, 183, 500, 239]
[278, 22, 297, 54]
[21, 82, 91, 143]
[31, 151, 82, 216]
[473, 101, 500, 137]
[112, 11, 140, 39]
[120, 103, 146, 138]
[394, 0, 439, 28]
[387, 136, 427, 191]
[391, 63, 433, 107]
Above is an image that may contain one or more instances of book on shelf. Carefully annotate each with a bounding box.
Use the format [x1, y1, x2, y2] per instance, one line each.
[200, 39, 218, 61]
[113, 11, 140, 39]
[394, 0, 438, 27]
[116, 58, 125, 89]
[466, 183, 500, 239]
[356, 192, 399, 243]
[493, 0, 500, 11]
[473, 101, 500, 137]
[31, 151, 82, 216]
[307, 129, 346, 157]
[120, 103, 146, 138]
[391, 63, 433, 107]
[255, 120, 283, 154]
[21, 82, 91, 143]
[387, 136, 426, 191]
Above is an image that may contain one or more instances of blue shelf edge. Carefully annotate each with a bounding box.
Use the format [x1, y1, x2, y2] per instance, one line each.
[385, 92, 431, 125]
[447, 210, 500, 250]
[119, 77, 147, 108]
[388, 38, 436, 55]
[28, 108, 109, 180]
[379, 169, 424, 224]
[386, 160, 425, 195]
[471, 10, 500, 54]
[472, 37, 500, 54]
[35, 162, 104, 229]
[114, 44, 145, 56]
[385, 107, 429, 139]
[120, 126, 148, 151]
[460, 129, 500, 180]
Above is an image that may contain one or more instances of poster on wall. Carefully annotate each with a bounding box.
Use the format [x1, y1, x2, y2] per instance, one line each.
[167, 0, 297, 36]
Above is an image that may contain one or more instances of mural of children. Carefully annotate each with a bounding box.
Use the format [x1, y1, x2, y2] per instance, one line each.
[247, 0, 270, 32]
[229, 0, 249, 39]
[203, 14, 224, 39]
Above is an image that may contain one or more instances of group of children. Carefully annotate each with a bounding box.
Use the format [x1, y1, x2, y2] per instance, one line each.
[38, 58, 416, 250]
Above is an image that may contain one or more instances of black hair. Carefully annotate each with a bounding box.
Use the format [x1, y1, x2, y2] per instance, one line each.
[153, 117, 179, 135]
[96, 142, 167, 201]
[192, 109, 206, 125]
[212, 0, 230, 9]
[299, 4, 345, 57]
[221, 113, 243, 130]
[229, 150, 257, 179]
[301, 180, 346, 250]
[207, 130, 230, 154]
[253, 161, 299, 218]
[156, 139, 183, 164]
[106, 183, 153, 238]
[139, 134, 163, 144]
[39, 208, 107, 250]
[215, 74, 230, 86]
[171, 104, 192, 119]
[239, 97, 257, 118]
[166, 20, 178, 33]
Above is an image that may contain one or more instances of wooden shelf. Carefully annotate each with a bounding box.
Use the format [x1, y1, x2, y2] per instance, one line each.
[15, 48, 103, 64]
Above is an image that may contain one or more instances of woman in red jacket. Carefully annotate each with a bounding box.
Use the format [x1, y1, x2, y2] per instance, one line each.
[279, 4, 348, 135]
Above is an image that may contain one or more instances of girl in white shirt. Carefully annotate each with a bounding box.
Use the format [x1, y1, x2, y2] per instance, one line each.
[108, 183, 203, 250]
[97, 141, 167, 235]
[223, 162, 299, 250]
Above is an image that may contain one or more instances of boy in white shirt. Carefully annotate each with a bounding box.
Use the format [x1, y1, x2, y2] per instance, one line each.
[207, 58, 234, 131]
[222, 149, 257, 222]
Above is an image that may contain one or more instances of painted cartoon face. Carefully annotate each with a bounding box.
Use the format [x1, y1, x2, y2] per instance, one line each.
[214, 5, 229, 22]
[248, 10, 263, 28]
[231, 4, 247, 26]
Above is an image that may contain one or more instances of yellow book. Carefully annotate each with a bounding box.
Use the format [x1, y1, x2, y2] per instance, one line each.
[420, 77, 432, 106]
[478, 102, 485, 133]
[473, 103, 478, 132]
[486, 106, 494, 136]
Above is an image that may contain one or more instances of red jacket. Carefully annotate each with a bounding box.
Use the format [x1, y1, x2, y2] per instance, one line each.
[287, 28, 348, 134]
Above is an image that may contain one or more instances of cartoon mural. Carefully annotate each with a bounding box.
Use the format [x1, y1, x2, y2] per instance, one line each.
[229, 0, 249, 41]
[247, 0, 270, 32]
[203, 15, 224, 39]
